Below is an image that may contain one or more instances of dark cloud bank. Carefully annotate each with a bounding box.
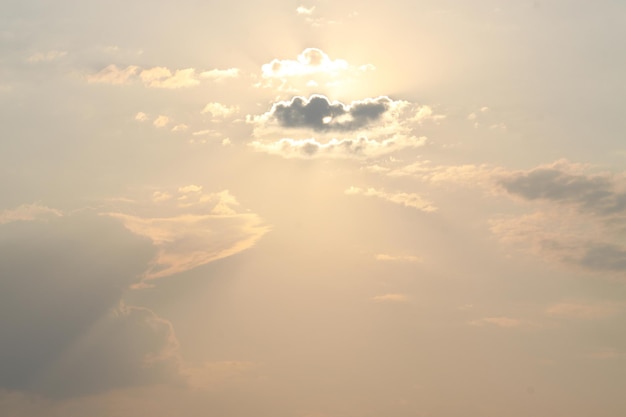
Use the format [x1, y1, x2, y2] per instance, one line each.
[0, 214, 181, 398]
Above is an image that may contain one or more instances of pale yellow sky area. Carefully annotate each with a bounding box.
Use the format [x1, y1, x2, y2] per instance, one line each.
[2, 1, 626, 416]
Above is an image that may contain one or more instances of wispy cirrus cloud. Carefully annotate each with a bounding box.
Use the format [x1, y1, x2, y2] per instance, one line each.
[345, 187, 437, 212]
[106, 188, 270, 282]
[371, 293, 409, 303]
[87, 65, 240, 88]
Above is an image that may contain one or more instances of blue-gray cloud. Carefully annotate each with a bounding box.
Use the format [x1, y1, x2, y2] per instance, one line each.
[0, 213, 181, 398]
[270, 95, 392, 132]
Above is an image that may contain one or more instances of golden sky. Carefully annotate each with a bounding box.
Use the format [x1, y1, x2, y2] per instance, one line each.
[2, 1, 626, 416]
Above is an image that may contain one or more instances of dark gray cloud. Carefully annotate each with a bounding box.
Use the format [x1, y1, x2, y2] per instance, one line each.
[271, 95, 392, 132]
[498, 166, 626, 216]
[0, 213, 181, 398]
[578, 243, 626, 273]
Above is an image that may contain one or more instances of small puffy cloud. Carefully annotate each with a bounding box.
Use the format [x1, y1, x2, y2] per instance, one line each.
[178, 184, 202, 194]
[27, 50, 67, 63]
[153, 115, 170, 128]
[135, 111, 149, 122]
[345, 187, 437, 212]
[222, 138, 232, 146]
[141, 68, 199, 89]
[87, 64, 140, 85]
[0, 203, 62, 224]
[262, 48, 349, 79]
[546, 302, 621, 319]
[202, 102, 239, 119]
[412, 105, 446, 124]
[469, 317, 525, 328]
[375, 254, 422, 263]
[199, 68, 240, 82]
[152, 191, 172, 202]
[372, 294, 409, 303]
[171, 123, 188, 132]
[296, 5, 316, 15]
[258, 49, 374, 92]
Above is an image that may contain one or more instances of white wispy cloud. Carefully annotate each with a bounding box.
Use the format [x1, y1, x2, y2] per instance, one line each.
[106, 189, 270, 282]
[371, 293, 409, 303]
[0, 203, 62, 224]
[546, 302, 621, 319]
[375, 254, 422, 263]
[345, 187, 437, 212]
[469, 316, 526, 328]
[88, 65, 240, 88]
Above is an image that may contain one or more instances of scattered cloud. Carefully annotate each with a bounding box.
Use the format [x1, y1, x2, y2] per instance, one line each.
[251, 135, 426, 159]
[106, 189, 269, 282]
[375, 254, 422, 263]
[171, 123, 188, 132]
[199, 68, 240, 82]
[257, 48, 374, 92]
[135, 111, 149, 122]
[469, 316, 526, 328]
[546, 302, 621, 319]
[87, 64, 140, 85]
[345, 187, 437, 212]
[153, 115, 170, 128]
[88, 65, 240, 88]
[497, 160, 626, 217]
[296, 5, 316, 15]
[27, 50, 67, 63]
[202, 102, 239, 119]
[0, 203, 62, 224]
[249, 95, 428, 159]
[371, 293, 409, 303]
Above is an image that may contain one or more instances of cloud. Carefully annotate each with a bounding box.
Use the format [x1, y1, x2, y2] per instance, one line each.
[135, 112, 149, 122]
[497, 160, 626, 217]
[140, 67, 199, 89]
[263, 95, 392, 132]
[371, 294, 409, 303]
[0, 212, 182, 397]
[199, 68, 240, 82]
[88, 65, 239, 88]
[27, 50, 67, 63]
[153, 115, 170, 128]
[345, 187, 437, 212]
[257, 48, 374, 92]
[296, 6, 316, 15]
[106, 189, 269, 282]
[87, 64, 140, 85]
[546, 302, 621, 319]
[0, 203, 62, 224]
[375, 254, 422, 263]
[250, 135, 426, 159]
[202, 102, 239, 119]
[485, 160, 626, 276]
[469, 317, 526, 328]
[248, 95, 428, 159]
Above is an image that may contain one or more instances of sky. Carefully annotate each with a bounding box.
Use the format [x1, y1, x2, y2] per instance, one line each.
[1, 1, 626, 416]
